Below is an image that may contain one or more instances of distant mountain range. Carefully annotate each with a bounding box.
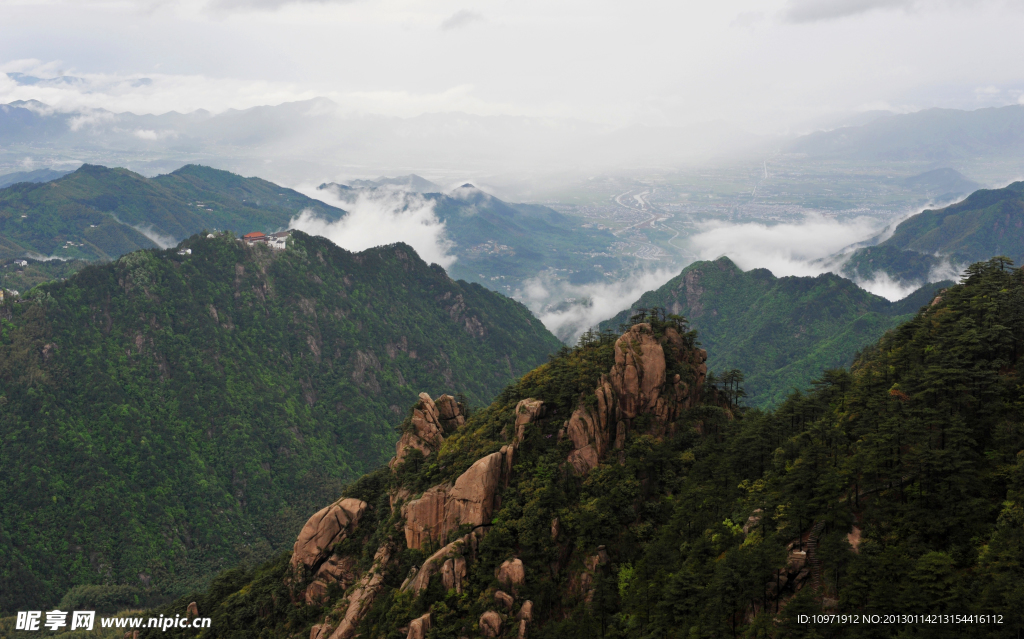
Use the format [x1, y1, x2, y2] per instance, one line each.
[342, 174, 442, 193]
[317, 180, 620, 289]
[0, 163, 342, 262]
[840, 180, 1024, 284]
[0, 99, 763, 181]
[0, 163, 622, 325]
[0, 168, 71, 189]
[599, 257, 949, 406]
[788, 104, 1024, 165]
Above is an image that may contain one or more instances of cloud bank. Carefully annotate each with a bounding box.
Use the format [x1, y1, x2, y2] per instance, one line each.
[440, 9, 483, 30]
[681, 212, 931, 301]
[516, 268, 679, 344]
[290, 187, 456, 267]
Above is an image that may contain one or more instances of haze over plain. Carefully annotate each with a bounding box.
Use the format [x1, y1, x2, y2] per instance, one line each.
[3, 0, 1024, 339]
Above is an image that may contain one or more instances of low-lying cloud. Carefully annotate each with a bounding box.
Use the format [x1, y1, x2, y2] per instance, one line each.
[516, 268, 679, 344]
[440, 10, 483, 30]
[684, 213, 883, 276]
[681, 211, 952, 301]
[291, 187, 456, 267]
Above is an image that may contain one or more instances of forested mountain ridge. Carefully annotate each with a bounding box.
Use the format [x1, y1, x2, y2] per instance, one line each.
[135, 256, 1024, 639]
[0, 231, 561, 614]
[598, 256, 948, 406]
[317, 182, 619, 288]
[0, 163, 343, 261]
[788, 104, 1024, 163]
[841, 180, 1024, 283]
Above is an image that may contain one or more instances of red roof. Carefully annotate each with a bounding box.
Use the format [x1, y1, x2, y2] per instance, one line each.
[243, 232, 266, 239]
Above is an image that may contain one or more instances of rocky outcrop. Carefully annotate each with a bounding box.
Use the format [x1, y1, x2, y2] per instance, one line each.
[327, 544, 393, 639]
[402, 447, 512, 550]
[390, 393, 455, 469]
[401, 530, 482, 594]
[480, 611, 502, 638]
[496, 558, 526, 591]
[495, 590, 514, 610]
[570, 547, 609, 603]
[291, 498, 368, 574]
[514, 398, 544, 442]
[517, 600, 533, 622]
[406, 613, 432, 639]
[305, 555, 358, 605]
[186, 602, 198, 618]
[565, 324, 707, 475]
[516, 601, 534, 639]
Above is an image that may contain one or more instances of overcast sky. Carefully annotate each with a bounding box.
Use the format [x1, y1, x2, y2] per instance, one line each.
[1, 0, 1023, 132]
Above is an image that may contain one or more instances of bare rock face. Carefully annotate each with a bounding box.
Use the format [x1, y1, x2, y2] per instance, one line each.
[448, 450, 505, 524]
[517, 601, 534, 622]
[310, 624, 332, 639]
[402, 449, 511, 550]
[402, 485, 449, 551]
[327, 544, 392, 639]
[495, 590, 514, 610]
[442, 556, 468, 593]
[406, 613, 432, 639]
[514, 398, 544, 442]
[565, 324, 707, 475]
[390, 393, 446, 469]
[401, 531, 479, 594]
[435, 394, 465, 428]
[186, 602, 198, 618]
[480, 611, 503, 638]
[610, 324, 667, 420]
[305, 555, 359, 605]
[291, 498, 368, 574]
[496, 558, 526, 591]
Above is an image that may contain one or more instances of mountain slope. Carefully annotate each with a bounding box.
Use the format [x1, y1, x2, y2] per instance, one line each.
[141, 257, 1024, 638]
[0, 231, 561, 613]
[345, 175, 442, 192]
[316, 182, 620, 289]
[0, 164, 343, 261]
[789, 104, 1024, 163]
[598, 257, 948, 406]
[0, 168, 71, 189]
[842, 181, 1024, 283]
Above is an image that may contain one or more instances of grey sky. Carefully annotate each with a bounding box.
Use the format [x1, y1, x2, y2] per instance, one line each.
[0, 0, 1021, 133]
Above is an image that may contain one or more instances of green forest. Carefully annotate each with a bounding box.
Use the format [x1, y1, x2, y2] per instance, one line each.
[600, 256, 949, 407]
[0, 231, 561, 615]
[121, 256, 1024, 639]
[842, 180, 1024, 283]
[0, 164, 343, 262]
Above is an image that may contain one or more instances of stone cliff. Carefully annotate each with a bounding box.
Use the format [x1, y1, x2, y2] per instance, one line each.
[289, 323, 710, 638]
[565, 323, 706, 474]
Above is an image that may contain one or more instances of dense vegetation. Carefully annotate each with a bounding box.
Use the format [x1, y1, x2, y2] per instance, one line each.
[0, 231, 561, 614]
[0, 256, 91, 293]
[599, 256, 948, 406]
[0, 163, 343, 261]
[139, 256, 1024, 638]
[842, 181, 1024, 284]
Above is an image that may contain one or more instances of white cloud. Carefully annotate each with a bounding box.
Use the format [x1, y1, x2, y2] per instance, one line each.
[132, 128, 176, 139]
[684, 213, 885, 278]
[680, 211, 962, 302]
[850, 270, 923, 301]
[783, 0, 913, 22]
[440, 9, 482, 30]
[289, 187, 456, 267]
[516, 268, 678, 343]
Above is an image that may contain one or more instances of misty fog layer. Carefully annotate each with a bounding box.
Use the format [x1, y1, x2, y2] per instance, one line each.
[682, 212, 947, 301]
[291, 187, 456, 267]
